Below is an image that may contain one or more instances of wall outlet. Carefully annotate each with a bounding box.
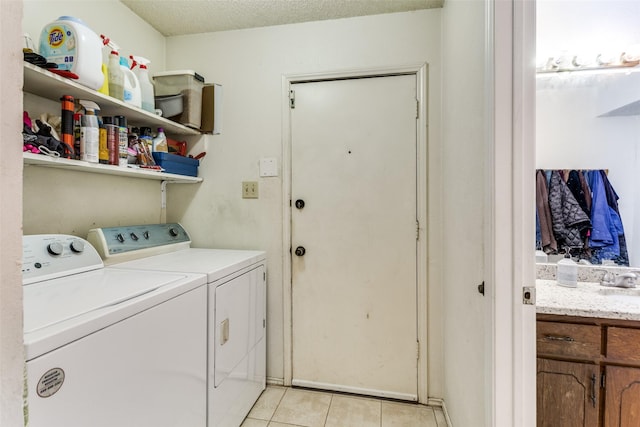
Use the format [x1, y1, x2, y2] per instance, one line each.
[242, 181, 259, 199]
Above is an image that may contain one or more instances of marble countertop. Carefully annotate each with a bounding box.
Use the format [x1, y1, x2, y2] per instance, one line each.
[536, 279, 640, 321]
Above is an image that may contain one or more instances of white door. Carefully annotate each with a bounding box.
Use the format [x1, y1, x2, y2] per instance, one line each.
[290, 75, 419, 400]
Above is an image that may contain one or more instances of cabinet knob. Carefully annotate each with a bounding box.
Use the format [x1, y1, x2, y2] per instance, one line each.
[294, 246, 306, 257]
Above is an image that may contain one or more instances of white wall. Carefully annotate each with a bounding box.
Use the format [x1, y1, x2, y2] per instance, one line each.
[441, 0, 487, 424]
[163, 10, 444, 393]
[1, 2, 25, 425]
[536, 0, 640, 266]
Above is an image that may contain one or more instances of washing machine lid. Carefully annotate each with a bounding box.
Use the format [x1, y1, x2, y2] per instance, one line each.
[23, 268, 206, 360]
[114, 248, 266, 283]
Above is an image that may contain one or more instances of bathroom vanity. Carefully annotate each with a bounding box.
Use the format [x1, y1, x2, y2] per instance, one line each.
[537, 279, 640, 427]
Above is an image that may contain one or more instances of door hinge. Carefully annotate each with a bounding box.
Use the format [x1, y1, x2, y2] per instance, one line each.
[263, 271, 266, 281]
[416, 341, 420, 360]
[601, 372, 606, 389]
[290, 89, 296, 109]
[415, 99, 419, 119]
[523, 286, 536, 305]
[416, 220, 420, 241]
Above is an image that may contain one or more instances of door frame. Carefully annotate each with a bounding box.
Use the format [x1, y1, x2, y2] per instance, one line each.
[487, 0, 536, 426]
[281, 64, 429, 402]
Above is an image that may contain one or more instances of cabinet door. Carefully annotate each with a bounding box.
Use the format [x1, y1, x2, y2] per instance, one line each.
[605, 366, 640, 427]
[537, 358, 600, 427]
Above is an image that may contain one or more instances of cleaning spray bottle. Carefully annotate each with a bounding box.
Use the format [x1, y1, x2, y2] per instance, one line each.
[130, 56, 155, 113]
[78, 100, 100, 163]
[101, 35, 124, 101]
[119, 56, 142, 109]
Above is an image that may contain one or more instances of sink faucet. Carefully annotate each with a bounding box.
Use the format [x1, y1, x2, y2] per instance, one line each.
[596, 269, 637, 288]
[615, 273, 637, 288]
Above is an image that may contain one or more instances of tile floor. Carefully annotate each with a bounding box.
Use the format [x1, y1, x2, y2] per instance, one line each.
[241, 386, 448, 427]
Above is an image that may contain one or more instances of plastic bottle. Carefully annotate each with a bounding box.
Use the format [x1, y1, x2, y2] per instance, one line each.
[152, 128, 168, 152]
[39, 16, 104, 90]
[115, 115, 129, 167]
[120, 56, 142, 109]
[98, 63, 110, 96]
[107, 50, 124, 101]
[103, 117, 118, 165]
[79, 100, 100, 163]
[98, 120, 108, 164]
[73, 113, 82, 160]
[80, 112, 99, 163]
[130, 56, 155, 113]
[557, 256, 578, 288]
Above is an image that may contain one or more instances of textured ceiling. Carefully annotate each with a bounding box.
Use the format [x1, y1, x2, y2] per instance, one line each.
[120, 0, 443, 36]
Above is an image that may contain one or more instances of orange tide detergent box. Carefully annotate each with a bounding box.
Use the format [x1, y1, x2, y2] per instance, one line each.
[39, 16, 104, 90]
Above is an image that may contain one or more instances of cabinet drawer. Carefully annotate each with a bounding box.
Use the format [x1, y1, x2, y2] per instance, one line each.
[607, 327, 640, 364]
[537, 322, 601, 360]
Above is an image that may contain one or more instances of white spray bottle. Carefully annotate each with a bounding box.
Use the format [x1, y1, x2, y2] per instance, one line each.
[78, 100, 101, 163]
[119, 56, 142, 109]
[130, 55, 156, 113]
[100, 35, 124, 101]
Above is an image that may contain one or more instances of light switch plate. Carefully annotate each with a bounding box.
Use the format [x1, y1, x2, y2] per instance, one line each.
[242, 181, 259, 199]
[259, 158, 278, 177]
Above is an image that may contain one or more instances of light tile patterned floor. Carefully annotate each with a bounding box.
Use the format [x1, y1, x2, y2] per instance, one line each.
[242, 386, 448, 427]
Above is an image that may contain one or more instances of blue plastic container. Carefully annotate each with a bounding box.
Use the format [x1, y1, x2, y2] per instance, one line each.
[152, 152, 199, 177]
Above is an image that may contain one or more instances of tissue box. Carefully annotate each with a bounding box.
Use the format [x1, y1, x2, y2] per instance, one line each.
[152, 152, 199, 177]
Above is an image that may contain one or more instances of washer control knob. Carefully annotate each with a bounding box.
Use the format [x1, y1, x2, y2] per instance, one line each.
[116, 233, 125, 243]
[130, 232, 139, 241]
[47, 242, 64, 256]
[169, 228, 179, 237]
[70, 239, 85, 253]
[143, 231, 150, 239]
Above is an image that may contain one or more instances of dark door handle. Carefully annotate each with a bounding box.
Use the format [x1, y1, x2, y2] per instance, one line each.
[295, 199, 305, 209]
[295, 246, 306, 256]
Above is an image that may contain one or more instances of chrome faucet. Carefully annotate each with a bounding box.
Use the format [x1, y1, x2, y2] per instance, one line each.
[615, 273, 637, 288]
[596, 269, 637, 288]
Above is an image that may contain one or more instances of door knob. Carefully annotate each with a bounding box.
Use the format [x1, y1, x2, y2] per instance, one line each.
[295, 199, 305, 209]
[295, 246, 306, 256]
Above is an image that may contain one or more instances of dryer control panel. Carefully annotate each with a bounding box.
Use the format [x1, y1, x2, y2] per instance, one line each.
[87, 223, 191, 264]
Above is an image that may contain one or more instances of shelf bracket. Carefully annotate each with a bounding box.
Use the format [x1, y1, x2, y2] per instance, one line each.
[160, 179, 196, 223]
[161, 180, 168, 224]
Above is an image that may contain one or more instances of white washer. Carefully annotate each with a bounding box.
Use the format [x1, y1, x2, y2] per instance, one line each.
[22, 234, 208, 427]
[87, 224, 267, 427]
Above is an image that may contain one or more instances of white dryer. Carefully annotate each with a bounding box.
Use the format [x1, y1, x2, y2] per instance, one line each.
[22, 234, 208, 427]
[87, 223, 267, 427]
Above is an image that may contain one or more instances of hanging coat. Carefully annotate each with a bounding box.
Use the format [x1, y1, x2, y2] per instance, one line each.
[536, 169, 557, 253]
[548, 170, 591, 250]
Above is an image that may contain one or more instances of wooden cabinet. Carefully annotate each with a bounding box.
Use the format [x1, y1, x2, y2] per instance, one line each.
[537, 315, 640, 427]
[536, 317, 602, 427]
[537, 321, 601, 360]
[537, 358, 600, 427]
[605, 366, 640, 427]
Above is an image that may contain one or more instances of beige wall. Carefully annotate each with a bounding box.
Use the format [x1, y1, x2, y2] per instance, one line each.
[163, 10, 444, 392]
[1, 1, 25, 425]
[441, 0, 488, 424]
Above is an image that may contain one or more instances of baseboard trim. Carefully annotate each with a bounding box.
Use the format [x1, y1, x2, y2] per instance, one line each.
[292, 379, 417, 402]
[427, 398, 453, 427]
[266, 377, 285, 386]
